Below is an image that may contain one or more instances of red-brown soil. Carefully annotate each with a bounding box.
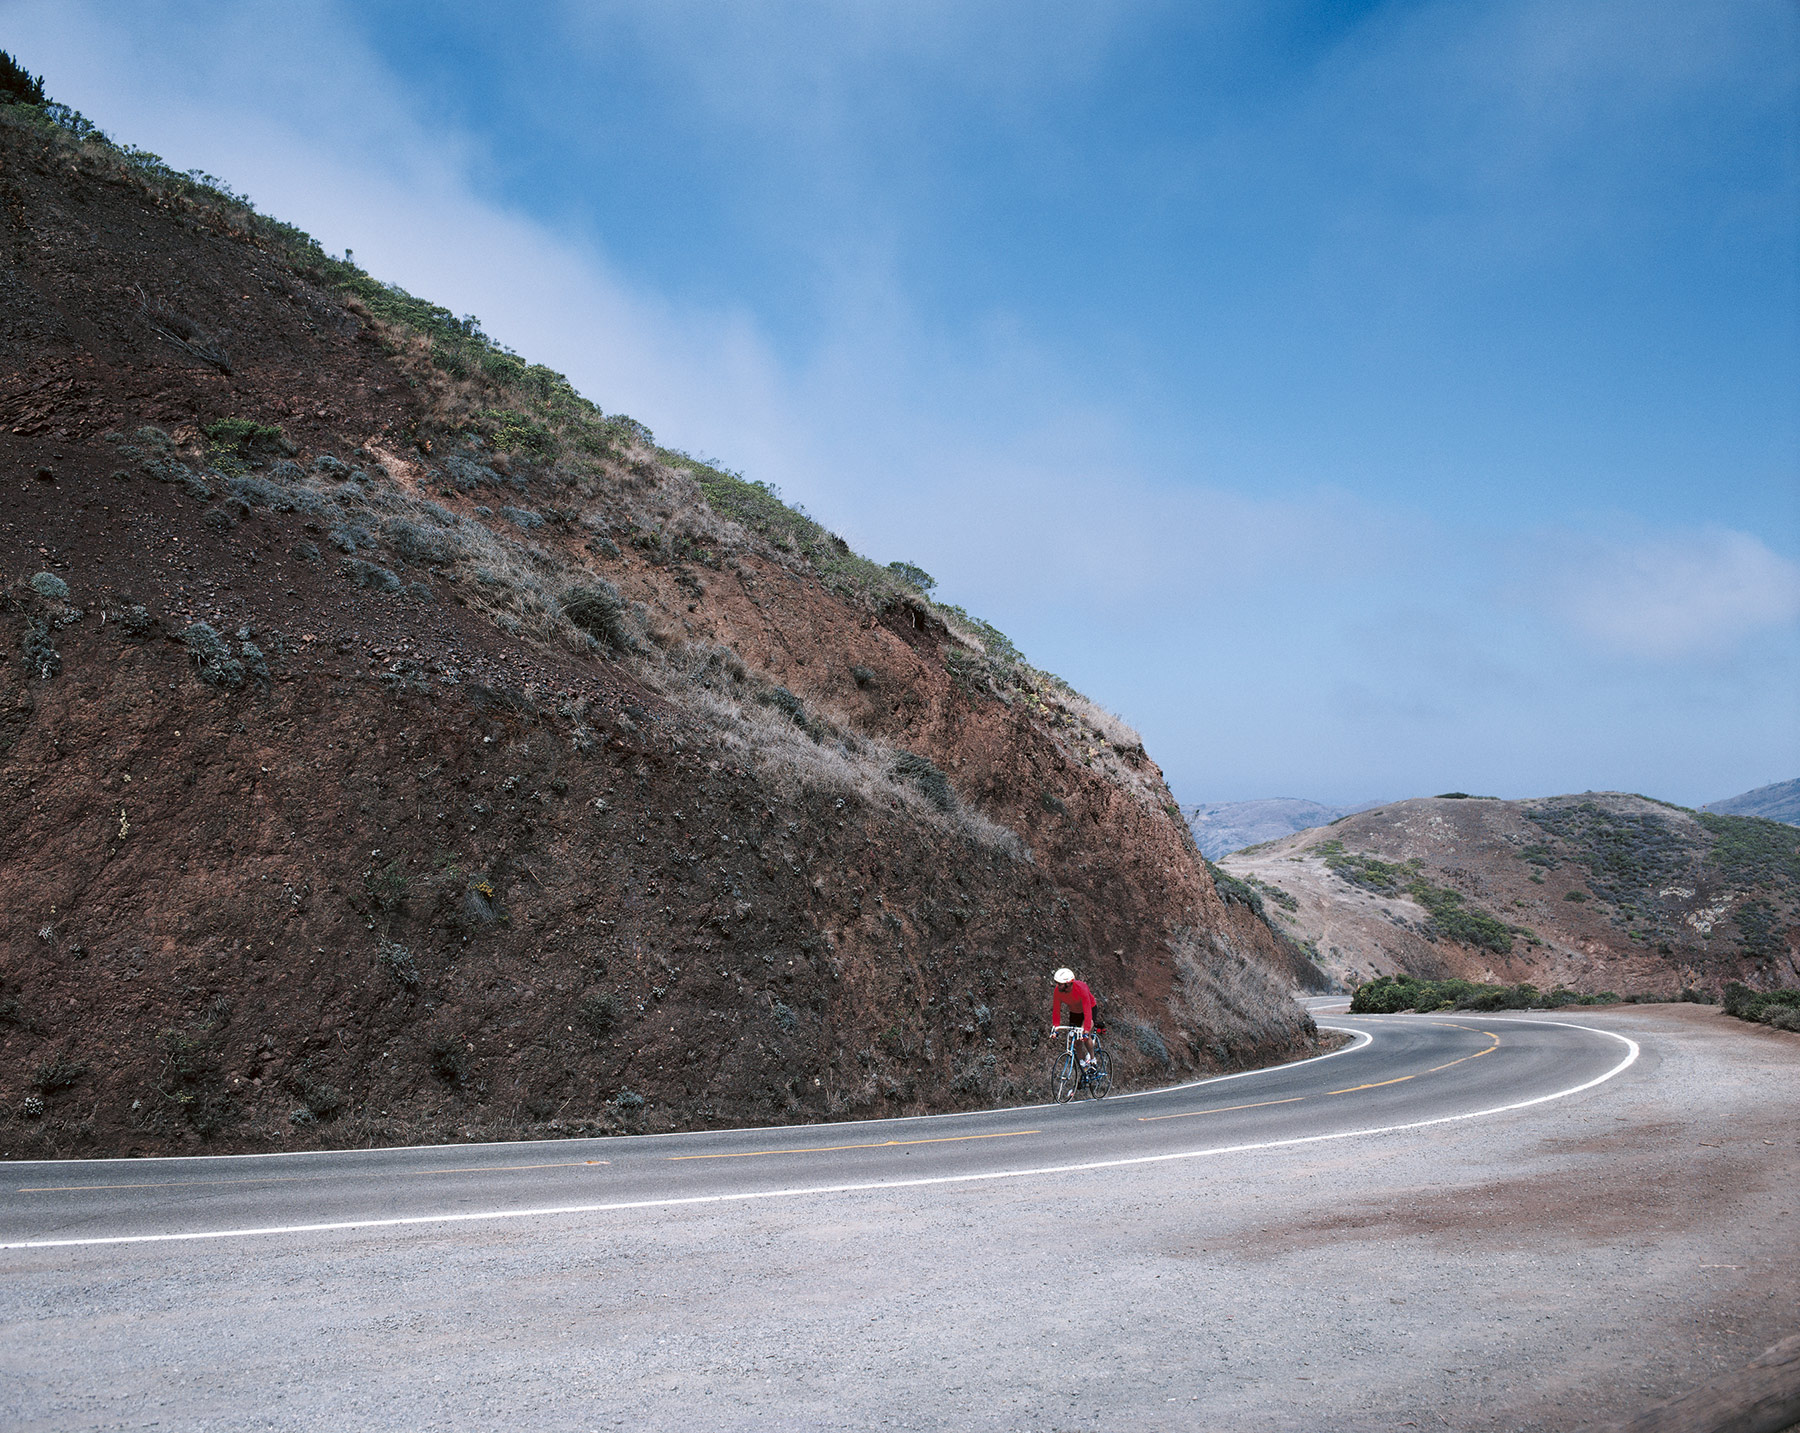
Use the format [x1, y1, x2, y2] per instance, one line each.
[0, 109, 1323, 1156]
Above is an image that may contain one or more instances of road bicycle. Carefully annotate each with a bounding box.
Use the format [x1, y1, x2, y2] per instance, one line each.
[1049, 1024, 1111, 1102]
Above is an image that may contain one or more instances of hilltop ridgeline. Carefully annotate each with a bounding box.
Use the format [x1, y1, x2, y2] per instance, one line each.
[0, 93, 1325, 1155]
[1185, 797, 1385, 860]
[1220, 793, 1799, 995]
[1705, 778, 1800, 827]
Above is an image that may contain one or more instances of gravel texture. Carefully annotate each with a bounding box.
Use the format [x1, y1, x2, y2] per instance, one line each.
[2, 1004, 1795, 1431]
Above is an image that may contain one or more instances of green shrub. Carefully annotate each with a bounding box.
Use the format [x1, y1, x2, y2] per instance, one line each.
[1317, 841, 1418, 896]
[1349, 974, 1618, 1014]
[329, 523, 376, 554]
[1205, 860, 1265, 917]
[937, 604, 1022, 665]
[428, 1036, 469, 1084]
[341, 558, 401, 592]
[203, 416, 287, 468]
[886, 561, 936, 593]
[1247, 875, 1299, 911]
[1696, 812, 1800, 888]
[21, 618, 60, 679]
[478, 408, 556, 457]
[577, 992, 616, 1036]
[1408, 886, 1520, 955]
[1, 50, 48, 106]
[32, 1054, 86, 1092]
[893, 751, 954, 812]
[1721, 982, 1800, 1028]
[183, 622, 244, 689]
[560, 581, 631, 648]
[1730, 899, 1782, 958]
[285, 1072, 345, 1119]
[1524, 801, 1702, 925]
[28, 571, 68, 600]
[1319, 843, 1519, 954]
[385, 518, 454, 567]
[376, 937, 419, 988]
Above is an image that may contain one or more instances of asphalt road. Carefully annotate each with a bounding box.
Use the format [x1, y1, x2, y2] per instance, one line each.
[7, 1004, 1796, 1433]
[2, 1013, 1631, 1250]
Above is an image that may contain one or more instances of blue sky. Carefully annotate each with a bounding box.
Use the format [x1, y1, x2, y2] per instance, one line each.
[10, 0, 1798, 806]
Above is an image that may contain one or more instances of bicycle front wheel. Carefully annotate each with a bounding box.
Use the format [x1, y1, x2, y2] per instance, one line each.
[1087, 1049, 1112, 1099]
[1051, 1052, 1078, 1103]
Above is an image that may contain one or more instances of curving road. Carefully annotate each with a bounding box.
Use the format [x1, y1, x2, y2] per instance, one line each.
[2, 1013, 1635, 1250]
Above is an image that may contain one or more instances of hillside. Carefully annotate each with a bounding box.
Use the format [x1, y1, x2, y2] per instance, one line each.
[1185, 797, 1383, 859]
[0, 91, 1327, 1156]
[1706, 778, 1800, 826]
[1219, 793, 1799, 994]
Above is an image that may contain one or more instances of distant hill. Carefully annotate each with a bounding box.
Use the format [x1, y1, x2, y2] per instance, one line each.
[1185, 797, 1384, 859]
[1219, 792, 1799, 995]
[1706, 779, 1800, 827]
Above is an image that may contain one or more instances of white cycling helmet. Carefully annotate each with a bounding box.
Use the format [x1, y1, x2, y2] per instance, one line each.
[1052, 967, 1075, 984]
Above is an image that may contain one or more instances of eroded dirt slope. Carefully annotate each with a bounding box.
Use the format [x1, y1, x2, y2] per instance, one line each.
[0, 106, 1323, 1155]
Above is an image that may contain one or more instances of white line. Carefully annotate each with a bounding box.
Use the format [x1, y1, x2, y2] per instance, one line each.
[1, 1021, 1636, 1251]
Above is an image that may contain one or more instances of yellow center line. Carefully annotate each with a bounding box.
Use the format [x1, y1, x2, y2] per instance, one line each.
[1425, 1031, 1502, 1073]
[1137, 1096, 1303, 1123]
[668, 1129, 1039, 1161]
[1329, 1074, 1415, 1094]
[18, 1160, 611, 1194]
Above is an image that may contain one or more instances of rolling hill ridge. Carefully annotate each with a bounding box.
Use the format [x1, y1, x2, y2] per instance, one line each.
[1220, 792, 1799, 995]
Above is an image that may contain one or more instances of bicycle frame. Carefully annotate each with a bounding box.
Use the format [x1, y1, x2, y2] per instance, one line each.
[1050, 1024, 1110, 1101]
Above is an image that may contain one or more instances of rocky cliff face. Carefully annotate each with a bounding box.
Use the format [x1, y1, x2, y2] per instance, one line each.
[1221, 794, 1800, 996]
[0, 103, 1322, 1155]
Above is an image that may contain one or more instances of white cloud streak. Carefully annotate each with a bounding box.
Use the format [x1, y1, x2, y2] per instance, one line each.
[1530, 527, 1800, 661]
[9, 0, 1797, 804]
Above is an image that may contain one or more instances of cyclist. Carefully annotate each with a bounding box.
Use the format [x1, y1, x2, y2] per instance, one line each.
[1050, 967, 1099, 1073]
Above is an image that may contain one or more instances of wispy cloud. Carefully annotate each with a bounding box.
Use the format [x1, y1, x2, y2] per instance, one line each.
[10, 0, 1797, 805]
[1528, 526, 1800, 661]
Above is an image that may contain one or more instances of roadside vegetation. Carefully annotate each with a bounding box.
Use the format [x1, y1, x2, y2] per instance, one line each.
[1721, 983, 1800, 1033]
[1349, 975, 1621, 1014]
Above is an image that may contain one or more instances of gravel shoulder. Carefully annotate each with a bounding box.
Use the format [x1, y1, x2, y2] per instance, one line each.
[2, 1004, 1795, 1431]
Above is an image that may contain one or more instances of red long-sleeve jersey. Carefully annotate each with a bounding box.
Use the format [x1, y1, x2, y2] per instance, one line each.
[1051, 979, 1096, 1031]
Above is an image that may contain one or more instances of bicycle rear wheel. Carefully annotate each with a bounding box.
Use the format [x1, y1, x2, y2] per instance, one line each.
[1087, 1048, 1112, 1099]
[1051, 1051, 1078, 1103]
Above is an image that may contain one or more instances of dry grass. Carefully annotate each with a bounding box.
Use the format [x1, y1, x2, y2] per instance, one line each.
[1169, 924, 1316, 1062]
[663, 645, 1030, 861]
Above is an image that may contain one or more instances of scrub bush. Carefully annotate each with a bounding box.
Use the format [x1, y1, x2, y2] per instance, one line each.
[559, 580, 631, 648]
[893, 751, 954, 812]
[183, 622, 244, 689]
[341, 558, 401, 593]
[1721, 982, 1800, 1029]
